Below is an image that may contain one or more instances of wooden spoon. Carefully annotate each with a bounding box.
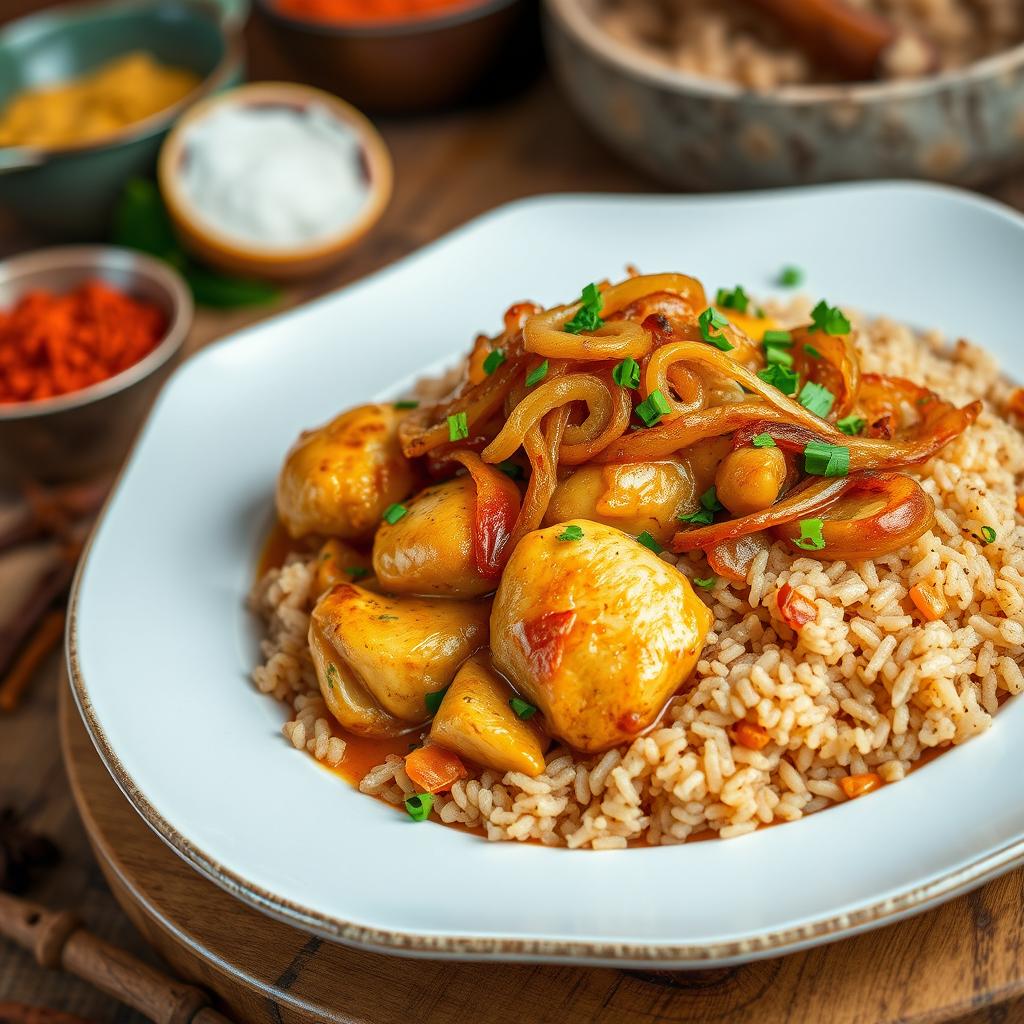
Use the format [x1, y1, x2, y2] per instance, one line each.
[745, 0, 937, 80]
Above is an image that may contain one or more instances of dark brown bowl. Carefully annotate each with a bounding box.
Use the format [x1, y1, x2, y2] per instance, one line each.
[254, 0, 524, 113]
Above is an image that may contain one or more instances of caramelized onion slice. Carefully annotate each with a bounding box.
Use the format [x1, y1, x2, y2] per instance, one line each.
[706, 532, 774, 583]
[772, 473, 934, 561]
[449, 451, 521, 578]
[790, 326, 859, 420]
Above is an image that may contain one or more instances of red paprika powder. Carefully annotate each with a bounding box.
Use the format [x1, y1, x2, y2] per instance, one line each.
[0, 280, 166, 404]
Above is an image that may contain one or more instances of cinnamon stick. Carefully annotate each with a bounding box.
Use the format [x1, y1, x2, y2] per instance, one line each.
[0, 610, 66, 714]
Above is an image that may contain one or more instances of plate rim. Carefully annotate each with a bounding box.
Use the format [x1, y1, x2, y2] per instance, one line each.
[67, 180, 1024, 966]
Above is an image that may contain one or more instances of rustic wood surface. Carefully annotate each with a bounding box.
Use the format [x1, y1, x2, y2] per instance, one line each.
[4, 1, 1024, 1021]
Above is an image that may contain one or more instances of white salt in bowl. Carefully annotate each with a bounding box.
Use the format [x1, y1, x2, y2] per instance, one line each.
[157, 81, 393, 280]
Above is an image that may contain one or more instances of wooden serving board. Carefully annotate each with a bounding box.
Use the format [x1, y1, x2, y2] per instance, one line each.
[57, 679, 1024, 1024]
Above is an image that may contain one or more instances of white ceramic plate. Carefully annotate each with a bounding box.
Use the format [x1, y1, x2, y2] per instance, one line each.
[70, 183, 1024, 967]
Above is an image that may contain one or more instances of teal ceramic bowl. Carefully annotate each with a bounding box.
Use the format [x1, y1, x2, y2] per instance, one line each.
[0, 0, 244, 238]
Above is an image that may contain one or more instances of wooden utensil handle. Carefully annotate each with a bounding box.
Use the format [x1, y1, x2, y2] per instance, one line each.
[0, 892, 233, 1024]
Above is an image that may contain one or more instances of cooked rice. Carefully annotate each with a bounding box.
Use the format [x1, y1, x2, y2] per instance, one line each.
[251, 301, 1024, 848]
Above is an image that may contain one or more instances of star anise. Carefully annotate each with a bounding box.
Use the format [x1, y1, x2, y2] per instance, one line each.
[0, 806, 60, 895]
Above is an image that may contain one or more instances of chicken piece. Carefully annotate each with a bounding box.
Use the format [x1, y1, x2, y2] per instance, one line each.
[373, 477, 490, 597]
[490, 520, 713, 752]
[309, 584, 490, 728]
[314, 538, 373, 594]
[430, 656, 547, 777]
[277, 403, 415, 540]
[545, 462, 695, 546]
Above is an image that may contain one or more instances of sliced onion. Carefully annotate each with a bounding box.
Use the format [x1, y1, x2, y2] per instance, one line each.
[790, 326, 859, 420]
[448, 451, 521, 578]
[706, 531, 773, 583]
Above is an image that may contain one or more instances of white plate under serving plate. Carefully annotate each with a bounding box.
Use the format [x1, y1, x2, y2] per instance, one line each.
[70, 182, 1024, 968]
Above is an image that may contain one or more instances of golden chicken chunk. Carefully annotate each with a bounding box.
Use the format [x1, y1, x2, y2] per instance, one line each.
[545, 462, 695, 546]
[490, 520, 713, 752]
[373, 477, 489, 597]
[430, 656, 547, 777]
[309, 583, 490, 730]
[277, 403, 415, 540]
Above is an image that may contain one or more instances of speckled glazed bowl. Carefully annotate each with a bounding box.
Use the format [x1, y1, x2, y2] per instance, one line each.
[544, 0, 1024, 189]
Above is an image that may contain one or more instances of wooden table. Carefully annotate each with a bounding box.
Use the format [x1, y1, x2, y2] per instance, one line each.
[4, 4, 1024, 1021]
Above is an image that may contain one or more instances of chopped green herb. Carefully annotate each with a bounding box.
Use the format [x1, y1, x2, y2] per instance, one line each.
[525, 360, 549, 387]
[836, 415, 866, 436]
[498, 459, 524, 479]
[757, 364, 799, 395]
[803, 440, 850, 477]
[678, 486, 723, 526]
[764, 342, 794, 368]
[564, 282, 604, 334]
[347, 566, 371, 580]
[981, 525, 997, 545]
[405, 793, 434, 822]
[325, 663, 338, 689]
[636, 530, 663, 554]
[755, 306, 767, 318]
[509, 696, 537, 720]
[693, 576, 717, 590]
[752, 433, 776, 448]
[393, 399, 419, 410]
[382, 503, 408, 525]
[376, 615, 399, 622]
[778, 265, 804, 288]
[447, 411, 469, 442]
[715, 285, 750, 313]
[794, 518, 826, 551]
[635, 389, 672, 427]
[803, 343, 823, 360]
[612, 356, 641, 389]
[557, 524, 584, 542]
[482, 349, 506, 375]
[808, 300, 851, 336]
[425, 687, 449, 715]
[762, 329, 793, 346]
[798, 381, 836, 418]
[698, 306, 734, 351]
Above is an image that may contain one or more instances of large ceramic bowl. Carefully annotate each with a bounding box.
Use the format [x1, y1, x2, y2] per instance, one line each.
[545, 0, 1024, 189]
[0, 0, 243, 237]
[0, 246, 193, 483]
[255, 0, 526, 113]
[69, 184, 1024, 966]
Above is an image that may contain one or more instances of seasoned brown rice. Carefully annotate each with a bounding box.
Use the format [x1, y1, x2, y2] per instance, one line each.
[251, 300, 1024, 848]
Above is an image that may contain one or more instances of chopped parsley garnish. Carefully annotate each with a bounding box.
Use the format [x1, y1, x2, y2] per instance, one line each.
[635, 389, 671, 427]
[679, 486, 723, 526]
[482, 349, 506, 375]
[803, 440, 849, 477]
[405, 793, 433, 822]
[347, 566, 370, 580]
[794, 518, 826, 551]
[757, 364, 799, 395]
[836, 415, 866, 436]
[762, 329, 793, 346]
[612, 356, 641, 389]
[509, 696, 537, 720]
[425, 687, 449, 715]
[498, 459, 524, 479]
[393, 399, 419, 410]
[803, 343, 823, 359]
[557, 524, 584, 542]
[752, 433, 776, 448]
[698, 307, 734, 351]
[693, 576, 717, 589]
[715, 285, 750, 313]
[798, 381, 835, 418]
[325, 663, 338, 689]
[382, 503, 408, 525]
[764, 342, 794, 368]
[525, 360, 549, 387]
[447, 411, 469, 442]
[636, 530, 663, 554]
[981, 525, 997, 545]
[778, 265, 804, 287]
[808, 300, 851, 336]
[564, 282, 604, 334]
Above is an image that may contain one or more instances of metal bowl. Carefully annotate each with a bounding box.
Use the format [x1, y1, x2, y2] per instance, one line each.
[0, 246, 193, 483]
[0, 0, 244, 238]
[545, 0, 1024, 189]
[254, 0, 524, 113]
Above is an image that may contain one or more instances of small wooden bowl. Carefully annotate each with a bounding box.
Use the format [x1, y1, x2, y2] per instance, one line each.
[158, 82, 393, 280]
